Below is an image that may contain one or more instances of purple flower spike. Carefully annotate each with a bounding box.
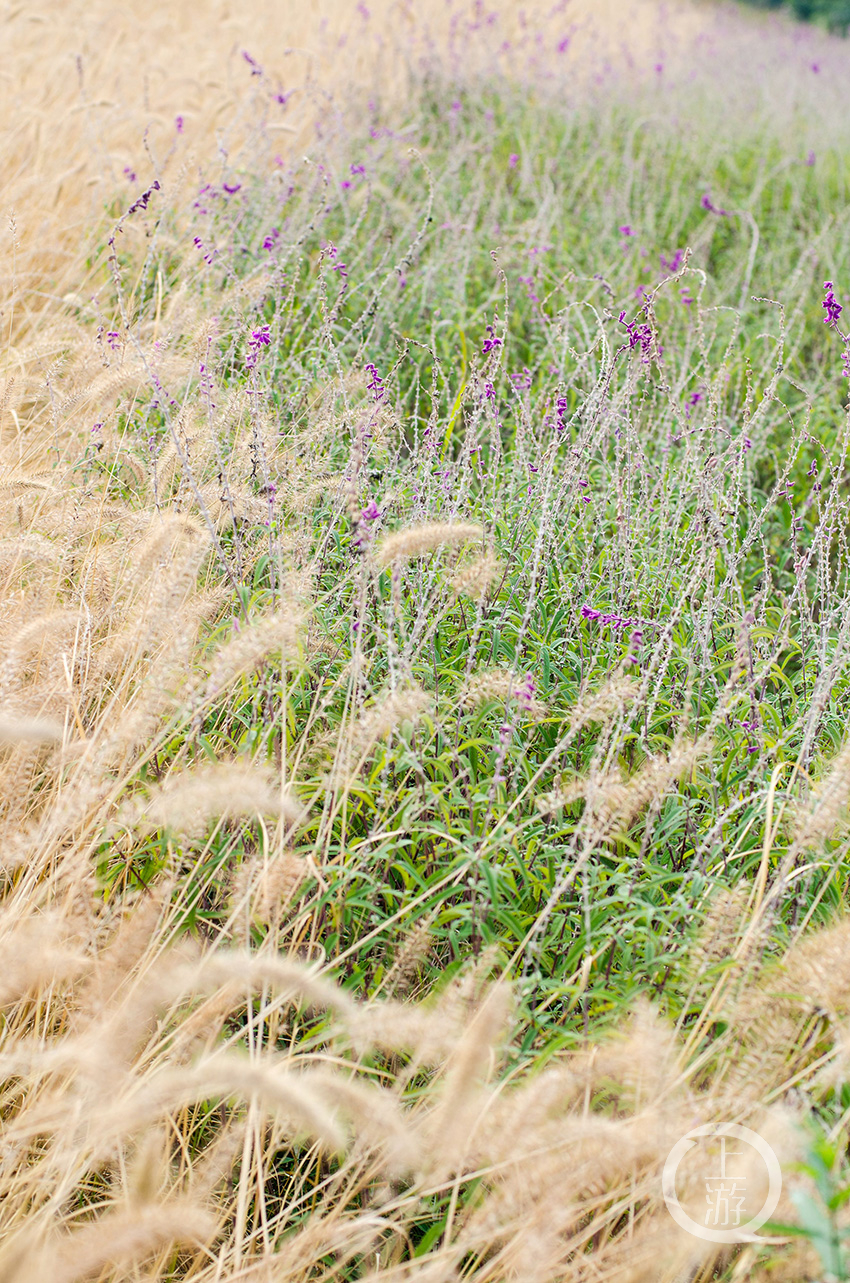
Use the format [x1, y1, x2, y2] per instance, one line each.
[823, 281, 843, 328]
[701, 193, 728, 217]
[365, 362, 385, 402]
[481, 323, 502, 355]
[246, 325, 271, 369]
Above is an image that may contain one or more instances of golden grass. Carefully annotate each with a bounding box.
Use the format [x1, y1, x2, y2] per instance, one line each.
[3, 1, 850, 1279]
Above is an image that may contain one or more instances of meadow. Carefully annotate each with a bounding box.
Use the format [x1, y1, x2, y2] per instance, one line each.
[6, 0, 850, 1278]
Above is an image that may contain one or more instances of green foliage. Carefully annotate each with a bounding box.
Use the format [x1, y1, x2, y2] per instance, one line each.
[86, 78, 850, 1065]
[738, 0, 850, 33]
[768, 1126, 850, 1279]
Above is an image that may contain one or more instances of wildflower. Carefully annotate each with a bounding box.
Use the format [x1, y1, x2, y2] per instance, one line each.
[246, 326, 271, 370]
[625, 628, 643, 666]
[516, 673, 537, 711]
[223, 182, 241, 196]
[365, 362, 385, 402]
[262, 229, 280, 251]
[807, 150, 816, 166]
[618, 311, 653, 362]
[481, 323, 502, 354]
[175, 115, 184, 133]
[660, 249, 685, 272]
[823, 281, 842, 328]
[126, 179, 160, 216]
[509, 153, 519, 168]
[361, 500, 380, 521]
[701, 192, 728, 216]
[619, 225, 633, 237]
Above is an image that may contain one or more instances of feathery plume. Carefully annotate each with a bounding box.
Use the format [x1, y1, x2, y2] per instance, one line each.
[376, 522, 483, 568]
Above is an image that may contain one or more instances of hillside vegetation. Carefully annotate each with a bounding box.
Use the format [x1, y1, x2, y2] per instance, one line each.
[5, 1, 850, 1279]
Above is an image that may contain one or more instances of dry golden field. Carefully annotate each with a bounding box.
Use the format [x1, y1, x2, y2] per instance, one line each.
[5, 1, 850, 1280]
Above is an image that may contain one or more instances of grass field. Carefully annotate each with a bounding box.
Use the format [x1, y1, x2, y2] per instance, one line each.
[8, 1, 850, 1279]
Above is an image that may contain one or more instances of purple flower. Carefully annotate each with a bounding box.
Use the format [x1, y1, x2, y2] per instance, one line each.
[625, 627, 643, 666]
[660, 249, 685, 273]
[618, 311, 653, 362]
[175, 115, 184, 133]
[361, 499, 380, 521]
[243, 50, 263, 75]
[807, 150, 816, 166]
[516, 673, 536, 710]
[823, 281, 842, 328]
[126, 180, 160, 216]
[701, 193, 729, 217]
[223, 182, 241, 196]
[619, 225, 633, 237]
[246, 325, 271, 369]
[365, 362, 385, 402]
[481, 323, 502, 354]
[509, 153, 519, 168]
[262, 229, 280, 252]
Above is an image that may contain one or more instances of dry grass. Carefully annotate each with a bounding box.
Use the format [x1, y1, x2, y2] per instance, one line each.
[5, 0, 850, 1279]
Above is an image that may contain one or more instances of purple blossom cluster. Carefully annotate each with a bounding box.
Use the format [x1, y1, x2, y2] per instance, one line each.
[580, 605, 638, 629]
[246, 325, 271, 370]
[516, 673, 537, 711]
[482, 322, 502, 354]
[365, 362, 385, 402]
[660, 249, 685, 273]
[823, 280, 842, 327]
[822, 282, 850, 378]
[619, 311, 653, 362]
[701, 193, 729, 217]
[126, 180, 160, 217]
